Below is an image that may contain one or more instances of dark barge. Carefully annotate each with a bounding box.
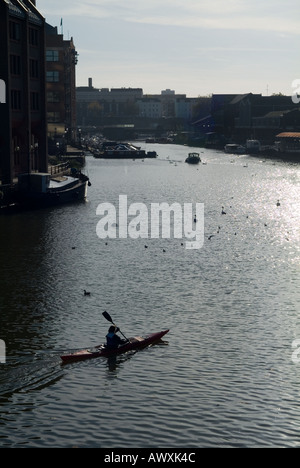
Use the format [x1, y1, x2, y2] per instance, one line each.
[93, 142, 157, 159]
[0, 172, 90, 214]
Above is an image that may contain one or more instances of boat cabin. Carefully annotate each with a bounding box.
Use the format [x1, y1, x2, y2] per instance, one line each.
[18, 173, 50, 193]
[275, 133, 300, 155]
[185, 153, 201, 164]
[224, 144, 246, 155]
[246, 140, 261, 154]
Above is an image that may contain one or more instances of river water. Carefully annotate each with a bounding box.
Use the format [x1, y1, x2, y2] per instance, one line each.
[0, 144, 299, 448]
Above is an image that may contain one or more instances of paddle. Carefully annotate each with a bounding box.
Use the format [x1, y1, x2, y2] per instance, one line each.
[102, 311, 129, 342]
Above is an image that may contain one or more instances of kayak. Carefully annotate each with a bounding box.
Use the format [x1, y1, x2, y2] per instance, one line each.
[60, 330, 169, 363]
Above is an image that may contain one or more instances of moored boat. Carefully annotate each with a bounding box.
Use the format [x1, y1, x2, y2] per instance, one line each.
[61, 329, 169, 363]
[185, 153, 201, 164]
[224, 144, 246, 155]
[15, 172, 90, 210]
[246, 140, 261, 154]
[93, 141, 157, 159]
[274, 132, 300, 161]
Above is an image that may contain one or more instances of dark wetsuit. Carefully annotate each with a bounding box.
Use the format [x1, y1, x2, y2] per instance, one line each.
[106, 332, 125, 349]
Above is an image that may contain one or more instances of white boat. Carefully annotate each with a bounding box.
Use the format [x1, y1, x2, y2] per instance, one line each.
[246, 140, 261, 154]
[224, 144, 246, 155]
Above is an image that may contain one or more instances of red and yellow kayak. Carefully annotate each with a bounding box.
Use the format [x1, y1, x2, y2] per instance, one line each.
[61, 330, 169, 363]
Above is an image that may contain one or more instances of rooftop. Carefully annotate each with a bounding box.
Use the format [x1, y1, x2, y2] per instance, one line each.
[276, 132, 300, 138]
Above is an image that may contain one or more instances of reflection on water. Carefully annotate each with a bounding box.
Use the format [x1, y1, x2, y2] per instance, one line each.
[0, 145, 299, 447]
[105, 339, 169, 373]
[106, 352, 137, 373]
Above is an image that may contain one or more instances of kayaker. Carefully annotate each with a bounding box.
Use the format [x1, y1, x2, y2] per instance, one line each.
[106, 325, 127, 349]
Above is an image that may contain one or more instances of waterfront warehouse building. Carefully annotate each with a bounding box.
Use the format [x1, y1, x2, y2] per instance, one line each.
[0, 0, 48, 185]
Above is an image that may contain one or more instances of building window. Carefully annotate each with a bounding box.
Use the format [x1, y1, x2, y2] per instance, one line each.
[9, 22, 21, 41]
[30, 92, 39, 111]
[47, 92, 61, 103]
[10, 55, 21, 75]
[46, 50, 59, 62]
[47, 111, 61, 123]
[29, 59, 39, 79]
[11, 90, 21, 110]
[46, 71, 59, 82]
[29, 28, 39, 46]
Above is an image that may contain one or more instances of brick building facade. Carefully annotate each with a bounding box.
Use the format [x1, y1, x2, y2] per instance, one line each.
[0, 0, 48, 185]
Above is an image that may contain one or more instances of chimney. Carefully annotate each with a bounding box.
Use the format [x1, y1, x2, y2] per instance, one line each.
[88, 78, 93, 88]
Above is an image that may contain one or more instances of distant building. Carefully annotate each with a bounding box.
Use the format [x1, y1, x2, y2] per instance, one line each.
[46, 23, 78, 148]
[234, 95, 299, 142]
[137, 98, 162, 118]
[109, 87, 143, 103]
[161, 89, 175, 96]
[76, 80, 142, 125]
[143, 90, 193, 119]
[176, 98, 198, 120]
[76, 80, 199, 124]
[0, 0, 48, 184]
[76, 78, 103, 103]
[191, 93, 300, 145]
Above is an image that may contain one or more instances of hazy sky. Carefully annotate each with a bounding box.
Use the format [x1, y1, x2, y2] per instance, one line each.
[39, 0, 299, 97]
